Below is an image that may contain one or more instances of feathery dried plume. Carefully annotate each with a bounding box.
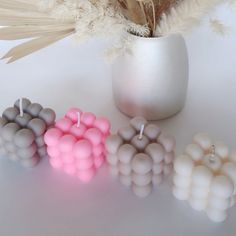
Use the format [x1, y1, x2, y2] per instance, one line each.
[210, 18, 228, 35]
[155, 0, 226, 36]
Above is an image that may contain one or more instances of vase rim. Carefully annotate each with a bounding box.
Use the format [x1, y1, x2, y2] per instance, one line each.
[128, 32, 184, 41]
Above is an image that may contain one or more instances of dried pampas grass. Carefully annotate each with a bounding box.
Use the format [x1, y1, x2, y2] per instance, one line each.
[0, 0, 148, 63]
[155, 0, 225, 36]
[0, 0, 233, 62]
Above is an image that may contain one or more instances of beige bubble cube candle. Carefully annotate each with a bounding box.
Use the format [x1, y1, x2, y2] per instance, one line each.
[106, 117, 175, 198]
[173, 133, 236, 222]
[0, 98, 55, 167]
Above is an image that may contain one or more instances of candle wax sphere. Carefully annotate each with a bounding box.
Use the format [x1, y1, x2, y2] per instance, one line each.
[8, 153, 19, 162]
[211, 176, 234, 198]
[47, 146, 60, 158]
[44, 128, 63, 146]
[192, 166, 213, 187]
[14, 129, 35, 148]
[107, 154, 118, 165]
[191, 186, 209, 198]
[152, 174, 163, 185]
[74, 140, 92, 159]
[26, 103, 43, 117]
[59, 134, 76, 153]
[50, 157, 63, 169]
[163, 164, 173, 175]
[222, 162, 236, 193]
[209, 196, 230, 210]
[38, 108, 56, 126]
[93, 144, 103, 157]
[158, 134, 176, 153]
[131, 153, 152, 174]
[94, 118, 110, 135]
[35, 136, 45, 147]
[132, 183, 152, 198]
[130, 116, 148, 131]
[117, 144, 137, 164]
[173, 174, 191, 188]
[193, 133, 212, 150]
[131, 135, 149, 151]
[77, 167, 95, 183]
[17, 144, 37, 159]
[0, 117, 7, 130]
[2, 123, 20, 141]
[189, 197, 207, 211]
[174, 155, 194, 176]
[77, 157, 94, 170]
[81, 112, 96, 127]
[152, 162, 164, 174]
[215, 142, 229, 159]
[20, 154, 39, 168]
[3, 107, 19, 121]
[144, 124, 161, 140]
[38, 146, 47, 157]
[119, 174, 132, 186]
[64, 165, 76, 176]
[109, 166, 119, 177]
[70, 124, 86, 138]
[185, 143, 203, 161]
[145, 143, 165, 163]
[55, 118, 73, 133]
[118, 163, 132, 175]
[164, 152, 174, 164]
[132, 172, 152, 186]
[118, 126, 136, 142]
[5, 142, 16, 152]
[66, 108, 82, 122]
[15, 113, 32, 127]
[173, 186, 189, 200]
[206, 208, 227, 222]
[84, 128, 102, 146]
[27, 118, 46, 136]
[105, 134, 123, 154]
[94, 155, 104, 168]
[61, 153, 74, 164]
[14, 98, 31, 111]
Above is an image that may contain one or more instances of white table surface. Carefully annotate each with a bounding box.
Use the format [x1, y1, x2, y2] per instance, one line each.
[0, 5, 236, 236]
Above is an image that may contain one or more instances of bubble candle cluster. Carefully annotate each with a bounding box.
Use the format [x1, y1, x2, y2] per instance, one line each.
[0, 98, 56, 167]
[105, 117, 176, 198]
[173, 133, 236, 222]
[44, 108, 110, 182]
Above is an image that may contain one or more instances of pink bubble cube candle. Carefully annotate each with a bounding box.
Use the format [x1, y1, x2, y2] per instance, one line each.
[44, 108, 110, 182]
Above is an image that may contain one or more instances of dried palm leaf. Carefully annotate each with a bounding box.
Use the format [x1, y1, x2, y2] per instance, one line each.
[3, 30, 74, 63]
[0, 0, 75, 63]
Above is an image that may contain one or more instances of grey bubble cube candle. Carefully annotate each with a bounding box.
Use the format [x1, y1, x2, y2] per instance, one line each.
[0, 98, 56, 167]
[105, 117, 176, 198]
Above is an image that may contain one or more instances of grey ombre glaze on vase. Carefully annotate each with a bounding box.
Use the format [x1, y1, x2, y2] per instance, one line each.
[112, 34, 189, 120]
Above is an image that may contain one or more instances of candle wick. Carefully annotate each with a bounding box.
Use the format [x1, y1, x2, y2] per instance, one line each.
[209, 145, 216, 163]
[19, 98, 23, 117]
[77, 112, 81, 128]
[138, 124, 145, 140]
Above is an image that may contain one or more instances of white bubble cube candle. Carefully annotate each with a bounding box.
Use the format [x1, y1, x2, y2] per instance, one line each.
[106, 117, 176, 198]
[173, 133, 236, 222]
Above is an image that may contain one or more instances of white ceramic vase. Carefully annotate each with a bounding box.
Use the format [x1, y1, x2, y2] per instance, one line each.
[112, 34, 189, 120]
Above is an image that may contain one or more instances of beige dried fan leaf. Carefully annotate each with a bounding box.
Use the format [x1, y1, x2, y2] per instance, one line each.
[3, 30, 74, 63]
[0, 0, 76, 63]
